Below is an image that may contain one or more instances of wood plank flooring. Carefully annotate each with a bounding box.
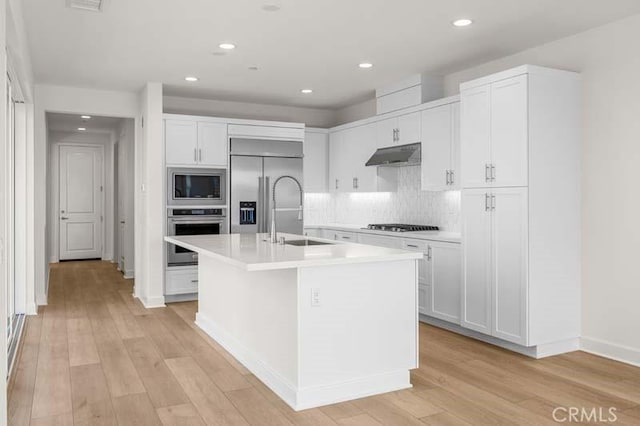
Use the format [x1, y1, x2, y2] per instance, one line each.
[7, 261, 640, 425]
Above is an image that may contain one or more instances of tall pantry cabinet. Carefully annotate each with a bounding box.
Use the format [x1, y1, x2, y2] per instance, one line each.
[460, 65, 581, 352]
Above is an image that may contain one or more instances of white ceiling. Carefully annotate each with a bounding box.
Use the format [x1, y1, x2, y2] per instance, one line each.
[47, 112, 124, 134]
[24, 0, 640, 109]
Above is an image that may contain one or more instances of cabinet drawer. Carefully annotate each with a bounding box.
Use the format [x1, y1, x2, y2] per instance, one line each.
[331, 231, 358, 242]
[401, 239, 430, 252]
[357, 234, 402, 249]
[166, 269, 199, 295]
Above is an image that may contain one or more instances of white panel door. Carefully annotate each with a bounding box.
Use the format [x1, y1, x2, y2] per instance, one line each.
[59, 145, 103, 260]
[376, 117, 398, 147]
[491, 187, 528, 345]
[490, 75, 529, 187]
[329, 130, 346, 192]
[197, 122, 228, 167]
[303, 131, 328, 192]
[460, 85, 491, 188]
[421, 104, 452, 190]
[351, 123, 378, 192]
[429, 242, 462, 324]
[397, 112, 421, 145]
[461, 189, 492, 334]
[165, 120, 198, 165]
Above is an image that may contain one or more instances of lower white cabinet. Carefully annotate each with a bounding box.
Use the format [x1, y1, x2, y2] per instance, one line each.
[461, 187, 528, 345]
[331, 231, 358, 242]
[304, 228, 325, 238]
[357, 233, 402, 249]
[401, 239, 461, 324]
[165, 267, 199, 295]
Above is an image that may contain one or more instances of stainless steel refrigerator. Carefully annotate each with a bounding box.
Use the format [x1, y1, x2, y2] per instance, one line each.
[230, 138, 304, 235]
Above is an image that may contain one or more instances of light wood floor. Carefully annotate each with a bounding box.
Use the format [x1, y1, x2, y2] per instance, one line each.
[7, 261, 640, 425]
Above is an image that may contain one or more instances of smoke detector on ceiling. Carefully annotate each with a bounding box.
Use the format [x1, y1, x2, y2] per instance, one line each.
[66, 0, 105, 12]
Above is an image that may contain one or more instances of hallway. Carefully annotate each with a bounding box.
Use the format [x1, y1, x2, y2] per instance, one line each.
[7, 261, 640, 425]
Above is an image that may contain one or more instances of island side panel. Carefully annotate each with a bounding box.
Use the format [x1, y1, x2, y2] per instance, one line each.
[296, 259, 418, 409]
[195, 256, 299, 400]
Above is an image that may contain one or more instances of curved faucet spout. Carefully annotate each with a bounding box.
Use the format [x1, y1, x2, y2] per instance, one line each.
[270, 175, 304, 243]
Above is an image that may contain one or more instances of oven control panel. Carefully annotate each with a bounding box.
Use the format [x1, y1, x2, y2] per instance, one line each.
[170, 208, 225, 217]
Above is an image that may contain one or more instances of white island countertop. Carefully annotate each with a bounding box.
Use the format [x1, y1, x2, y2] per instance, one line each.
[165, 233, 422, 272]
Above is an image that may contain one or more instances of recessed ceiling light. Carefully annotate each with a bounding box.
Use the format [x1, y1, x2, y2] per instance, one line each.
[219, 43, 236, 50]
[78, 127, 86, 131]
[185, 76, 199, 82]
[81, 115, 91, 119]
[301, 89, 313, 94]
[452, 18, 473, 27]
[262, 4, 281, 12]
[359, 62, 374, 69]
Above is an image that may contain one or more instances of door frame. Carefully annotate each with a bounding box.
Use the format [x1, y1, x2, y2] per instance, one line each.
[53, 142, 106, 261]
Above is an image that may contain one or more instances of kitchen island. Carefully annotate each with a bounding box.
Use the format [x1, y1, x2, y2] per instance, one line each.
[164, 233, 422, 411]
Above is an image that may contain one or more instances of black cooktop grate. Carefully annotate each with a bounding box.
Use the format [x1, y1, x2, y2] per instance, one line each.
[366, 224, 440, 232]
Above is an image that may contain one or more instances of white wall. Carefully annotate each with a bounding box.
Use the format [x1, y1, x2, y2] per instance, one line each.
[47, 130, 115, 263]
[34, 84, 139, 305]
[134, 83, 165, 308]
[442, 14, 640, 364]
[164, 95, 338, 128]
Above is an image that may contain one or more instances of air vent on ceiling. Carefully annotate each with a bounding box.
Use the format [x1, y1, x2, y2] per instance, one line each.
[66, 0, 104, 12]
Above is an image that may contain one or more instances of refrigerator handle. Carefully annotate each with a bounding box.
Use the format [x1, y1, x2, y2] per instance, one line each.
[258, 177, 265, 233]
[264, 176, 270, 233]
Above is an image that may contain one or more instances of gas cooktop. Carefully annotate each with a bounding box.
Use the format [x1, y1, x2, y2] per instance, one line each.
[365, 224, 440, 232]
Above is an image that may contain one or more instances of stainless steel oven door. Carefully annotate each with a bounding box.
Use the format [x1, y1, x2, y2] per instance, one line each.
[167, 217, 228, 266]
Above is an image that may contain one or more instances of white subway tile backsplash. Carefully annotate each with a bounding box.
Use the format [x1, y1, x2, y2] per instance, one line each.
[304, 166, 461, 232]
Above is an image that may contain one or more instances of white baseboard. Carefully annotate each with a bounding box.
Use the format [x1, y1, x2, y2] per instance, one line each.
[196, 312, 412, 411]
[136, 295, 166, 308]
[419, 315, 578, 359]
[36, 292, 47, 306]
[581, 336, 640, 367]
[124, 269, 134, 279]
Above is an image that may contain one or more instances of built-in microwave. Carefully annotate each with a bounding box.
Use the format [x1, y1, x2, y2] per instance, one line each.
[167, 167, 226, 206]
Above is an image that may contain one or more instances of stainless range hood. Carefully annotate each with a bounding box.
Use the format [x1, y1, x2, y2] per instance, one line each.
[365, 143, 421, 167]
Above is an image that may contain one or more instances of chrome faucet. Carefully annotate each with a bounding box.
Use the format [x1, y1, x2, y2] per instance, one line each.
[270, 175, 304, 243]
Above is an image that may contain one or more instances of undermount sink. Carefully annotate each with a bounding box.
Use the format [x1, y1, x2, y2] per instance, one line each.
[284, 239, 334, 246]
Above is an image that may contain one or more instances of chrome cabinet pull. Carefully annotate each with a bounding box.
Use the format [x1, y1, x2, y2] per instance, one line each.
[427, 246, 432, 260]
[450, 170, 454, 185]
[485, 164, 491, 182]
[406, 244, 419, 249]
[199, 148, 202, 162]
[485, 193, 490, 211]
[194, 148, 197, 162]
[335, 179, 339, 189]
[491, 194, 496, 211]
[491, 164, 496, 181]
[446, 170, 450, 185]
[396, 128, 400, 142]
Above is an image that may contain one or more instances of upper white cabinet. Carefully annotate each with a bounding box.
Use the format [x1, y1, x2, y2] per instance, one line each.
[198, 122, 228, 167]
[165, 119, 228, 167]
[376, 111, 421, 147]
[329, 123, 390, 193]
[460, 65, 581, 349]
[165, 120, 198, 166]
[421, 102, 460, 191]
[460, 74, 527, 188]
[304, 129, 329, 193]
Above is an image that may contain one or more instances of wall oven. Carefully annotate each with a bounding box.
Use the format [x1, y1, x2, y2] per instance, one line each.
[167, 167, 227, 206]
[167, 208, 228, 266]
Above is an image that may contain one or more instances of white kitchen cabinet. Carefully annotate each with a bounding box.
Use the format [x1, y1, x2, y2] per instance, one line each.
[197, 122, 228, 167]
[461, 187, 527, 344]
[165, 267, 198, 295]
[421, 102, 460, 191]
[357, 233, 402, 249]
[165, 119, 228, 167]
[165, 120, 198, 166]
[304, 228, 326, 238]
[376, 112, 421, 147]
[418, 284, 430, 316]
[460, 74, 527, 188]
[331, 230, 358, 242]
[460, 66, 581, 352]
[329, 129, 349, 192]
[402, 239, 461, 325]
[304, 129, 329, 192]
